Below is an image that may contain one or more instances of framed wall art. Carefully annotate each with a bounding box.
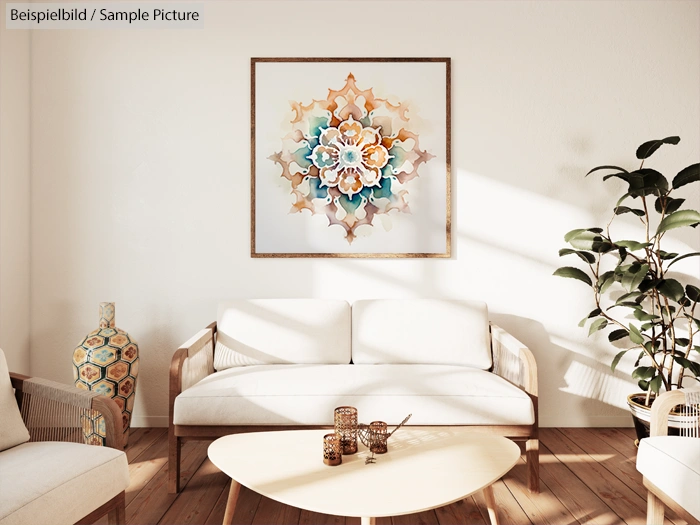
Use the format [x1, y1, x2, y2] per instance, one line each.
[251, 57, 451, 258]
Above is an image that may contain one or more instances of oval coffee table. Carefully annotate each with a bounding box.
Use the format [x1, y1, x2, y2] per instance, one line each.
[208, 427, 520, 525]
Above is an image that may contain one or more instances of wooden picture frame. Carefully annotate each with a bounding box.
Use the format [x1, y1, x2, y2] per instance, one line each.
[251, 57, 451, 258]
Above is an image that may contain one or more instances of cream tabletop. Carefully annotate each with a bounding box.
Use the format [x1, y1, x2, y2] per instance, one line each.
[208, 427, 520, 525]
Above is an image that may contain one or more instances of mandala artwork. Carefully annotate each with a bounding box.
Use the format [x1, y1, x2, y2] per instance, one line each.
[268, 73, 435, 244]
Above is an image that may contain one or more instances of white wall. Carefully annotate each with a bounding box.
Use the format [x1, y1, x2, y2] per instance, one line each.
[27, 0, 700, 427]
[0, 5, 31, 373]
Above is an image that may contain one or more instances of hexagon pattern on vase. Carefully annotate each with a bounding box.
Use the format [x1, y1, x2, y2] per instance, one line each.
[72, 302, 139, 446]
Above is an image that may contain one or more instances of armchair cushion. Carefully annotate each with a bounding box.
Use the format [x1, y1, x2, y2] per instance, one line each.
[637, 435, 700, 521]
[0, 441, 129, 525]
[214, 300, 351, 369]
[352, 300, 492, 368]
[0, 349, 29, 452]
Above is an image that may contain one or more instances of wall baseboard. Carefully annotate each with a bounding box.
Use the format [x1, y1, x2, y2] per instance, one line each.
[131, 415, 634, 429]
[131, 415, 168, 428]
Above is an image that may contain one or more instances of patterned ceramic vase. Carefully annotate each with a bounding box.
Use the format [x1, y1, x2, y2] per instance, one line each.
[72, 302, 139, 446]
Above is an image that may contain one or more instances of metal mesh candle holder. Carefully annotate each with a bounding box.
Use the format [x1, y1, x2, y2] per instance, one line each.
[334, 406, 358, 455]
[323, 433, 342, 466]
[369, 421, 389, 454]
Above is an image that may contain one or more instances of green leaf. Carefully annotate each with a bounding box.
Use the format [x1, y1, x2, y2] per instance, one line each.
[649, 375, 663, 394]
[667, 252, 700, 269]
[657, 210, 700, 235]
[614, 206, 646, 217]
[586, 165, 630, 176]
[597, 271, 616, 294]
[638, 278, 658, 293]
[672, 163, 700, 189]
[608, 302, 642, 311]
[615, 291, 643, 304]
[629, 324, 645, 344]
[587, 227, 604, 233]
[608, 329, 629, 342]
[640, 322, 654, 331]
[616, 193, 631, 208]
[588, 318, 608, 336]
[638, 379, 650, 391]
[632, 366, 655, 380]
[634, 309, 660, 322]
[621, 263, 649, 292]
[559, 249, 596, 264]
[554, 267, 592, 286]
[615, 240, 650, 251]
[659, 250, 679, 260]
[618, 247, 628, 263]
[634, 350, 646, 366]
[611, 350, 628, 372]
[655, 197, 685, 214]
[686, 285, 700, 303]
[657, 279, 685, 302]
[603, 172, 632, 182]
[672, 357, 700, 377]
[578, 308, 602, 327]
[628, 168, 669, 197]
[636, 136, 680, 159]
[564, 229, 586, 243]
[675, 338, 690, 347]
[567, 231, 613, 253]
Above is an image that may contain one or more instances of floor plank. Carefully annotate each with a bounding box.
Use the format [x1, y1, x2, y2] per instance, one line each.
[540, 428, 675, 525]
[433, 497, 487, 525]
[126, 440, 209, 525]
[298, 508, 345, 525]
[501, 456, 580, 525]
[126, 427, 167, 463]
[158, 457, 229, 525]
[114, 428, 671, 525]
[538, 443, 621, 525]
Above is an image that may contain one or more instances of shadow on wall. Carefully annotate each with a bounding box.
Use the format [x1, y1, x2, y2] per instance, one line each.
[492, 313, 633, 427]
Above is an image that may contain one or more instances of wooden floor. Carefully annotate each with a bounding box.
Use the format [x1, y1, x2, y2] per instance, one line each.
[101, 427, 688, 525]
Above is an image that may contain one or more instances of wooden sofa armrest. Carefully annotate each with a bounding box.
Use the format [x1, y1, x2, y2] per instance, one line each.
[649, 389, 688, 437]
[10, 372, 124, 451]
[489, 323, 538, 398]
[169, 324, 216, 418]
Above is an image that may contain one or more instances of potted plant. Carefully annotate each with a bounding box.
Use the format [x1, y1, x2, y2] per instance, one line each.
[554, 136, 700, 441]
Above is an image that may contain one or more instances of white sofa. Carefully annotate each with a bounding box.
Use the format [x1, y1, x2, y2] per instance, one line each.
[169, 299, 539, 493]
[0, 349, 129, 525]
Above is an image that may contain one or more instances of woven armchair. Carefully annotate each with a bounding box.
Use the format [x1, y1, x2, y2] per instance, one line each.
[636, 389, 700, 525]
[1, 372, 128, 525]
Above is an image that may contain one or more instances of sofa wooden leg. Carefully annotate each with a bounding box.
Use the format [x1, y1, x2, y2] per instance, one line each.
[107, 491, 125, 525]
[168, 432, 181, 493]
[526, 438, 539, 493]
[646, 490, 665, 525]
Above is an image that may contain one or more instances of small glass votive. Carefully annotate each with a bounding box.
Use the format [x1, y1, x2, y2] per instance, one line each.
[323, 433, 342, 466]
[369, 421, 388, 454]
[334, 406, 358, 455]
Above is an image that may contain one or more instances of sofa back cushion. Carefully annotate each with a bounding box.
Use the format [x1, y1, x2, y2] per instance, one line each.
[351, 299, 492, 368]
[214, 300, 351, 370]
[0, 348, 30, 452]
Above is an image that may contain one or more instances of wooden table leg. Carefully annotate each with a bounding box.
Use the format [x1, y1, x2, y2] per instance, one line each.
[222, 480, 241, 525]
[360, 518, 376, 525]
[483, 484, 499, 525]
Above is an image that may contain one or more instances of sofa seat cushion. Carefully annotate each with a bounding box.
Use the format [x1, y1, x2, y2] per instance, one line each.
[173, 364, 535, 426]
[637, 435, 700, 521]
[0, 441, 129, 525]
